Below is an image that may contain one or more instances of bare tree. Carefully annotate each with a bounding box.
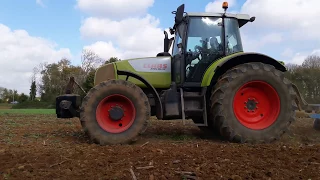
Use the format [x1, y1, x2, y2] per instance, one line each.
[81, 49, 104, 76]
[30, 67, 38, 83]
[285, 55, 320, 103]
[302, 55, 320, 69]
[35, 62, 48, 96]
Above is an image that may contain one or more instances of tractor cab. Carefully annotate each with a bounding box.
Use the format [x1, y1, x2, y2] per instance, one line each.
[164, 2, 255, 87]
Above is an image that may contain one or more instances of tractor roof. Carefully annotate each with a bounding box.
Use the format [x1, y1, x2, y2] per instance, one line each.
[186, 12, 253, 27]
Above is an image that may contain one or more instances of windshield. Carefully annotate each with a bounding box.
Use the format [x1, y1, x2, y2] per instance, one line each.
[225, 18, 243, 54]
[186, 17, 223, 53]
[185, 16, 243, 82]
[185, 17, 224, 82]
[186, 16, 243, 56]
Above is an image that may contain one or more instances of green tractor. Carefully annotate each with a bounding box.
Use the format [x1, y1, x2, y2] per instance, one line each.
[56, 2, 319, 145]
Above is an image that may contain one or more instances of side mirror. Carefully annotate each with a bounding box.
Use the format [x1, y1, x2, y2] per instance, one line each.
[174, 4, 185, 25]
[164, 31, 169, 52]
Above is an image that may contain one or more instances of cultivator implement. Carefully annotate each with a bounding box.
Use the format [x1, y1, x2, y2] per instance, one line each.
[292, 83, 320, 130]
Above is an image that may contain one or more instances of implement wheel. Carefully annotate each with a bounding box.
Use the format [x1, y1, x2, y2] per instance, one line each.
[209, 62, 297, 143]
[80, 79, 150, 145]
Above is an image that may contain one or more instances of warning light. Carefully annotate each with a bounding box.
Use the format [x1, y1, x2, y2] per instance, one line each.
[222, 2, 228, 10]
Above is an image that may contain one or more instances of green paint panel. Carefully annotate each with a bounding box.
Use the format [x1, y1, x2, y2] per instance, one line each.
[201, 52, 286, 87]
[201, 52, 244, 87]
[115, 60, 171, 88]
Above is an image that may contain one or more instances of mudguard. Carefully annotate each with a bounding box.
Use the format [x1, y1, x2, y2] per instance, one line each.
[201, 52, 286, 87]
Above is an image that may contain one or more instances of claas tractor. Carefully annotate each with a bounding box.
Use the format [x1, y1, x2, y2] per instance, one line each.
[56, 2, 320, 145]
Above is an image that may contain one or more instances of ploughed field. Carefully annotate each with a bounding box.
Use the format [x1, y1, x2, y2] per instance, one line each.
[0, 111, 320, 180]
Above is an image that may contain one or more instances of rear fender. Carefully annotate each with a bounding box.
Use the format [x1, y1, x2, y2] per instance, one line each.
[201, 52, 287, 87]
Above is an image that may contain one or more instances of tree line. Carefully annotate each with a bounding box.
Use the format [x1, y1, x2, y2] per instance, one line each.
[0, 49, 120, 107]
[1, 52, 320, 107]
[284, 55, 320, 103]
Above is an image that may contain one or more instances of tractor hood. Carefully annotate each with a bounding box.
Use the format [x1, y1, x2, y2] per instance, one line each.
[115, 56, 171, 73]
[94, 56, 172, 87]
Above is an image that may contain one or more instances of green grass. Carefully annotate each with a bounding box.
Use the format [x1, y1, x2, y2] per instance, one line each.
[0, 109, 55, 115]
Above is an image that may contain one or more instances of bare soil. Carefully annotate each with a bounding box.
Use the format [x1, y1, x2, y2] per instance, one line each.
[0, 114, 320, 180]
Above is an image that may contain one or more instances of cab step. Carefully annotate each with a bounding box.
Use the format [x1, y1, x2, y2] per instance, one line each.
[180, 88, 208, 126]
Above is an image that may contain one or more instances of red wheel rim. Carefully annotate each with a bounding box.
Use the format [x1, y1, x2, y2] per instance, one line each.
[96, 94, 136, 133]
[233, 81, 280, 130]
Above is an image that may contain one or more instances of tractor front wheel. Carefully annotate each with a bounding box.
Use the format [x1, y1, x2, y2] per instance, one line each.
[80, 79, 150, 145]
[209, 62, 297, 143]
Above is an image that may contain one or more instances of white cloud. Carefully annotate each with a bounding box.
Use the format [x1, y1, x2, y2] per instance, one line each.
[0, 24, 72, 94]
[238, 0, 320, 65]
[241, 32, 283, 52]
[241, 0, 320, 40]
[282, 49, 320, 65]
[291, 53, 308, 65]
[77, 0, 168, 60]
[76, 0, 154, 19]
[80, 14, 164, 59]
[83, 41, 122, 60]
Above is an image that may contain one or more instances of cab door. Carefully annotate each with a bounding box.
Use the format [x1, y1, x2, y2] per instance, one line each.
[171, 23, 187, 87]
[183, 17, 224, 85]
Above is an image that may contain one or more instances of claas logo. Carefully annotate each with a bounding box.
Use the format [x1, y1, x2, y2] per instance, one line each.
[143, 64, 168, 70]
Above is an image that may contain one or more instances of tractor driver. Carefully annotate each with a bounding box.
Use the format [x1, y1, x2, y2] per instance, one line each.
[196, 37, 223, 63]
[209, 37, 223, 54]
[207, 37, 224, 61]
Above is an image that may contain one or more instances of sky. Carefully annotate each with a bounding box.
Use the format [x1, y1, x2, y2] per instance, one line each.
[1, 0, 320, 94]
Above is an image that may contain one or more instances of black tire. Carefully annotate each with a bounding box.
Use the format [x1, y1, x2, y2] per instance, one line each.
[80, 79, 150, 145]
[209, 62, 297, 143]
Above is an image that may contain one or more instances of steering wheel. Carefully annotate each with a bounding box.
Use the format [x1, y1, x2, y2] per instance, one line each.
[194, 45, 203, 60]
[195, 45, 215, 64]
[194, 45, 202, 53]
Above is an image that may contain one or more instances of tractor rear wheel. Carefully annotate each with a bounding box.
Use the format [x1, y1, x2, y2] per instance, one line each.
[80, 79, 150, 145]
[209, 62, 297, 143]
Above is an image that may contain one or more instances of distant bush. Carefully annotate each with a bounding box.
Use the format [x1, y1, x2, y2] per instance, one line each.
[11, 101, 54, 109]
[0, 103, 13, 109]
